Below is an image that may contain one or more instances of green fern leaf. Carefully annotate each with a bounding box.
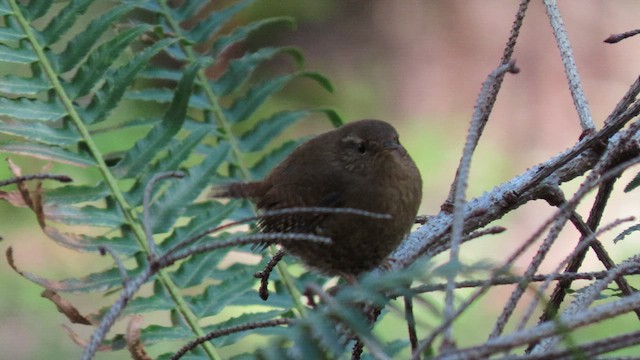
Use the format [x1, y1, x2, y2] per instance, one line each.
[159, 201, 237, 251]
[45, 228, 139, 255]
[0, 141, 96, 166]
[82, 38, 175, 124]
[17, 254, 147, 293]
[125, 124, 211, 205]
[211, 47, 304, 96]
[123, 280, 173, 315]
[0, 0, 345, 356]
[0, 3, 8, 16]
[172, 0, 208, 21]
[124, 88, 210, 109]
[239, 110, 311, 152]
[138, 66, 183, 81]
[0, 120, 80, 145]
[183, 273, 256, 317]
[201, 311, 287, 347]
[0, 74, 49, 96]
[0, 97, 64, 121]
[211, 17, 295, 56]
[250, 140, 300, 179]
[149, 142, 230, 233]
[171, 248, 234, 289]
[45, 182, 109, 204]
[225, 72, 331, 124]
[139, 324, 193, 343]
[0, 19, 25, 41]
[40, 0, 94, 45]
[20, 0, 54, 21]
[68, 24, 152, 99]
[0, 43, 37, 63]
[45, 203, 125, 227]
[187, 0, 255, 44]
[111, 60, 204, 178]
[58, 1, 142, 73]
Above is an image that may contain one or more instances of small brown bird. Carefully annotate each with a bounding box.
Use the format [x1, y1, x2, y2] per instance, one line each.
[215, 119, 422, 276]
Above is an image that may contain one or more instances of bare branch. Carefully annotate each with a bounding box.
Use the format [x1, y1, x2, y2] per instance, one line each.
[83, 266, 153, 360]
[543, 0, 594, 131]
[82, 232, 331, 360]
[530, 256, 640, 354]
[404, 296, 419, 353]
[394, 111, 640, 272]
[407, 268, 640, 295]
[165, 206, 391, 257]
[171, 318, 293, 360]
[490, 143, 640, 338]
[0, 173, 72, 187]
[410, 144, 640, 358]
[516, 216, 636, 333]
[254, 249, 286, 301]
[438, 275, 640, 359]
[444, 60, 519, 346]
[159, 232, 331, 270]
[604, 28, 640, 43]
[98, 245, 129, 285]
[509, 330, 640, 359]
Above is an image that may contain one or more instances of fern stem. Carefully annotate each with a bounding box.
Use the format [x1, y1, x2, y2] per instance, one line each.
[8, 2, 221, 359]
[158, 0, 309, 319]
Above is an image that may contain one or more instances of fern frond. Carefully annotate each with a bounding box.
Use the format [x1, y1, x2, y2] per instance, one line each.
[0, 0, 340, 357]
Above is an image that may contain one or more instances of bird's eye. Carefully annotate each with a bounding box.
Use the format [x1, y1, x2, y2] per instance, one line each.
[356, 142, 366, 154]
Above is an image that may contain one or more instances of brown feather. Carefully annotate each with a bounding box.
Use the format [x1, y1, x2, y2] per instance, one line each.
[212, 119, 422, 276]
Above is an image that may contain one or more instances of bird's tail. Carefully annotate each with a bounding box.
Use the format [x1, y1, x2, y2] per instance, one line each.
[210, 182, 266, 199]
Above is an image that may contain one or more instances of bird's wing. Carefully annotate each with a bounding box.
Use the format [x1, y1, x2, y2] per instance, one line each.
[257, 178, 343, 230]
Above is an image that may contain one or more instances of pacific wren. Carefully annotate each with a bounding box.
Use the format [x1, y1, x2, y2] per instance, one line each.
[215, 119, 422, 276]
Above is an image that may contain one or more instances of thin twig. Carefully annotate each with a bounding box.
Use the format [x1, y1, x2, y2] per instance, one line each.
[516, 216, 635, 333]
[604, 76, 640, 124]
[254, 249, 286, 300]
[543, 0, 594, 131]
[489, 187, 573, 339]
[509, 330, 640, 359]
[142, 171, 185, 258]
[165, 206, 391, 257]
[171, 318, 293, 360]
[98, 245, 129, 285]
[604, 28, 640, 44]
[405, 296, 419, 353]
[412, 213, 553, 360]
[83, 267, 153, 360]
[82, 233, 331, 360]
[159, 233, 331, 269]
[567, 214, 640, 319]
[0, 173, 72, 187]
[407, 268, 640, 295]
[536, 178, 617, 326]
[530, 256, 640, 354]
[532, 179, 639, 337]
[444, 60, 519, 347]
[410, 151, 640, 359]
[437, 279, 640, 360]
[490, 149, 640, 339]
[396, 99, 640, 271]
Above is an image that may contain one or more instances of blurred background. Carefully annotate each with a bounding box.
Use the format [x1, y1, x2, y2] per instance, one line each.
[2, 1, 640, 358]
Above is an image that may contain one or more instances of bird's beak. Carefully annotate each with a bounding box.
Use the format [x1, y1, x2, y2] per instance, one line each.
[382, 140, 401, 150]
